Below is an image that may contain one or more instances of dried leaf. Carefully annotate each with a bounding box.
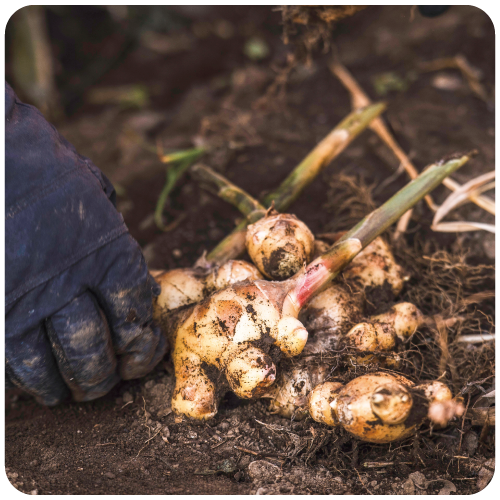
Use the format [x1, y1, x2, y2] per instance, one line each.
[432, 171, 495, 233]
[431, 221, 495, 233]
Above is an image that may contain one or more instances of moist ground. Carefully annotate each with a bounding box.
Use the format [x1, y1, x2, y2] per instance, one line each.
[5, 6, 495, 495]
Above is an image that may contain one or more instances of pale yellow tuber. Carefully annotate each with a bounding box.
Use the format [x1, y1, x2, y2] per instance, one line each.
[169, 277, 314, 419]
[161, 154, 472, 421]
[246, 213, 315, 280]
[342, 236, 406, 294]
[299, 283, 364, 350]
[167, 235, 367, 420]
[344, 302, 422, 365]
[153, 260, 262, 314]
[307, 372, 460, 443]
[266, 363, 333, 419]
[263, 238, 421, 417]
[308, 381, 344, 426]
[299, 236, 406, 350]
[262, 301, 420, 418]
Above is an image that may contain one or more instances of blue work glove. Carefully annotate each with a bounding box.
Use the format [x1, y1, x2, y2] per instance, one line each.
[5, 83, 168, 405]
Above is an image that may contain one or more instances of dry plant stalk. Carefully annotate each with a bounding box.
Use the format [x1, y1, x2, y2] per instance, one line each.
[329, 59, 494, 238]
[431, 170, 495, 233]
[329, 59, 436, 215]
[418, 54, 491, 104]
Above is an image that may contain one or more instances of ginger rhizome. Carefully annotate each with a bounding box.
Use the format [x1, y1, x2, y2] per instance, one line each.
[169, 235, 367, 420]
[307, 372, 461, 443]
[168, 233, 423, 420]
[153, 260, 262, 313]
[246, 213, 315, 280]
[264, 236, 421, 418]
[155, 154, 472, 421]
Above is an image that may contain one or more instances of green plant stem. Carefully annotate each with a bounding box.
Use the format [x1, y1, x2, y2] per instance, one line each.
[154, 148, 205, 231]
[190, 164, 266, 217]
[262, 102, 386, 210]
[206, 103, 386, 264]
[287, 152, 475, 310]
[159, 147, 205, 164]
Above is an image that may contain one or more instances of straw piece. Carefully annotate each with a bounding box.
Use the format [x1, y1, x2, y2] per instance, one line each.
[456, 334, 495, 343]
[432, 171, 495, 233]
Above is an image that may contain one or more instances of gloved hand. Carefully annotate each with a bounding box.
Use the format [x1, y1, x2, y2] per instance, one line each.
[5, 83, 168, 405]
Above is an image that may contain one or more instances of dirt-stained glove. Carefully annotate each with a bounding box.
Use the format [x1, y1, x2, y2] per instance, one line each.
[5, 83, 168, 405]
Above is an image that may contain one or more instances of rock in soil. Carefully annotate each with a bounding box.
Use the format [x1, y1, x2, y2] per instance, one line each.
[248, 460, 281, 484]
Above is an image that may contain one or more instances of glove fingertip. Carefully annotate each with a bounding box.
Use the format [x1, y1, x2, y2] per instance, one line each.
[119, 324, 168, 380]
[150, 274, 162, 297]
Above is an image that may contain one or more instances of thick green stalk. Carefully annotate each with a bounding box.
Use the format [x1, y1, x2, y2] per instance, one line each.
[284, 152, 474, 312]
[337, 153, 474, 248]
[206, 103, 386, 264]
[263, 102, 386, 210]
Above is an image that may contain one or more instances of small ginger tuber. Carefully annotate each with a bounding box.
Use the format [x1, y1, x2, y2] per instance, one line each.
[246, 212, 315, 280]
[263, 301, 420, 417]
[307, 372, 460, 443]
[299, 236, 403, 349]
[341, 235, 406, 294]
[153, 260, 262, 314]
[263, 237, 422, 417]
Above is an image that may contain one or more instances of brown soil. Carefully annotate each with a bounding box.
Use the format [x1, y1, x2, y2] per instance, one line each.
[5, 6, 495, 495]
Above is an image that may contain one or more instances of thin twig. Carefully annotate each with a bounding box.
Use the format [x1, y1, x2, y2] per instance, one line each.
[457, 393, 471, 453]
[355, 468, 373, 495]
[362, 461, 394, 468]
[329, 58, 437, 214]
[136, 427, 162, 458]
[211, 439, 229, 450]
[234, 445, 286, 461]
[234, 445, 260, 456]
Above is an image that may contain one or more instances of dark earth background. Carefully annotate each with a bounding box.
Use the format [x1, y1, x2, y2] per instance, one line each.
[4, 5, 495, 495]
